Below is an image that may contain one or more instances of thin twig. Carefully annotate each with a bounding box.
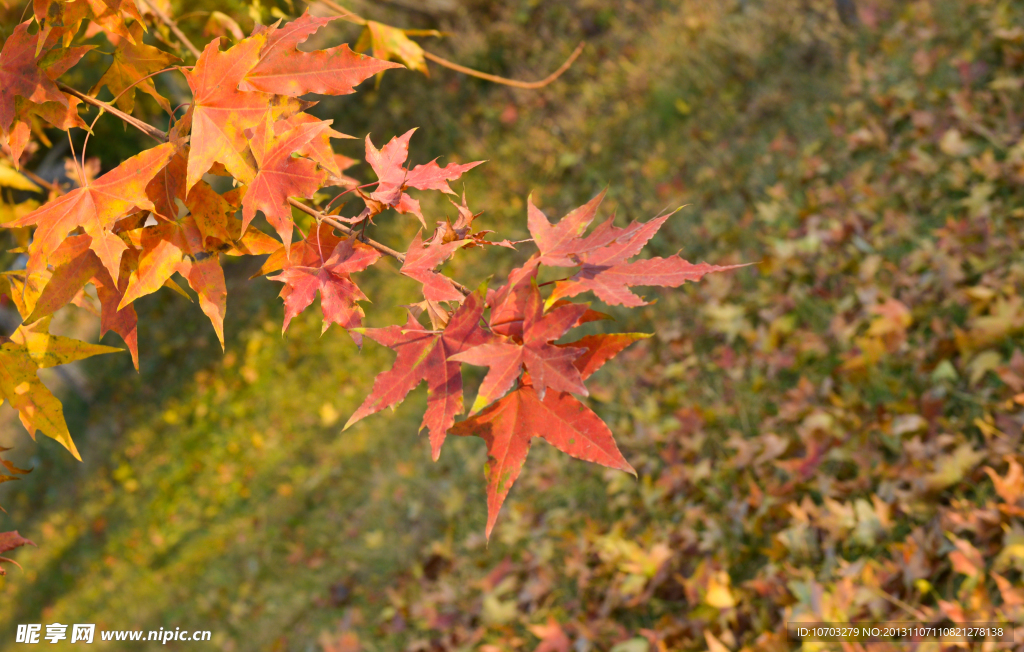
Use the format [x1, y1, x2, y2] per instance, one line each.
[316, 0, 584, 89]
[20, 169, 60, 194]
[315, 0, 368, 25]
[137, 0, 203, 59]
[422, 43, 585, 89]
[58, 83, 167, 143]
[81, 66, 179, 163]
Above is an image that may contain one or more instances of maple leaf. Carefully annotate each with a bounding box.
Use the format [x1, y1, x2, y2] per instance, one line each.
[567, 332, 652, 380]
[28, 234, 141, 368]
[400, 230, 468, 303]
[528, 618, 572, 652]
[0, 531, 35, 576]
[241, 114, 341, 248]
[450, 382, 634, 538]
[364, 129, 414, 206]
[182, 34, 302, 192]
[451, 283, 588, 411]
[527, 190, 607, 266]
[360, 130, 482, 225]
[91, 21, 179, 114]
[6, 143, 176, 282]
[118, 218, 227, 346]
[1, 318, 119, 459]
[355, 21, 434, 75]
[345, 287, 493, 459]
[255, 222, 343, 278]
[405, 159, 485, 194]
[0, 20, 89, 138]
[239, 11, 401, 97]
[449, 326, 644, 537]
[524, 192, 746, 306]
[35, 0, 144, 48]
[269, 236, 380, 343]
[550, 256, 743, 308]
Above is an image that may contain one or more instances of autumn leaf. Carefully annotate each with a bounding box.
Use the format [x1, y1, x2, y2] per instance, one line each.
[240, 11, 401, 96]
[91, 20, 179, 114]
[346, 287, 493, 458]
[527, 190, 607, 266]
[451, 382, 634, 538]
[0, 531, 35, 575]
[364, 129, 414, 206]
[355, 20, 433, 75]
[6, 143, 176, 282]
[405, 158, 484, 195]
[400, 230, 468, 303]
[1, 318, 119, 459]
[117, 217, 228, 346]
[241, 113, 341, 248]
[451, 283, 588, 411]
[29, 234, 140, 368]
[182, 34, 302, 192]
[359, 130, 481, 226]
[269, 236, 380, 343]
[0, 20, 89, 143]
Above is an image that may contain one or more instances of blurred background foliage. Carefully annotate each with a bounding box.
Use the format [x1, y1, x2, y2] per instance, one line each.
[4, 0, 1024, 650]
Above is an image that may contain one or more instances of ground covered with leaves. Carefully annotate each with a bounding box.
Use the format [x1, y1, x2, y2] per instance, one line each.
[2, 0, 1024, 650]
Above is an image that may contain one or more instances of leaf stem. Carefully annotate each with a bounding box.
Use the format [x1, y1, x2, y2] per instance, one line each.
[80, 66, 180, 164]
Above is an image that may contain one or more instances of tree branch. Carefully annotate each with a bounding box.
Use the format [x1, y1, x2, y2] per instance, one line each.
[422, 43, 585, 90]
[316, 0, 584, 89]
[137, 0, 203, 59]
[58, 83, 167, 143]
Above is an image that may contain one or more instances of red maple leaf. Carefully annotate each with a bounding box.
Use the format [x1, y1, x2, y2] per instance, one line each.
[242, 114, 342, 248]
[364, 129, 413, 206]
[451, 283, 588, 412]
[451, 383, 634, 538]
[361, 130, 482, 225]
[240, 11, 401, 96]
[400, 230, 467, 303]
[405, 158, 484, 194]
[0, 20, 90, 142]
[451, 328, 645, 537]
[7, 143, 177, 283]
[269, 235, 380, 343]
[526, 191, 747, 306]
[345, 288, 493, 458]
